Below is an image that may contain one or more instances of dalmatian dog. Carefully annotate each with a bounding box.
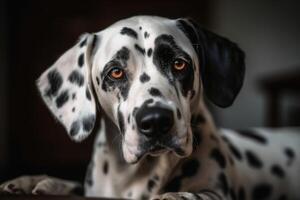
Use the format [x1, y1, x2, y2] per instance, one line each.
[1, 16, 299, 200]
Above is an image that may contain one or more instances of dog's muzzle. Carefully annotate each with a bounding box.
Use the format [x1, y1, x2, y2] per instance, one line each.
[136, 105, 174, 138]
[134, 104, 185, 156]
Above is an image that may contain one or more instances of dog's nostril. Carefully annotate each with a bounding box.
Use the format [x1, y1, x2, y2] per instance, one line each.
[140, 117, 154, 133]
[136, 106, 174, 137]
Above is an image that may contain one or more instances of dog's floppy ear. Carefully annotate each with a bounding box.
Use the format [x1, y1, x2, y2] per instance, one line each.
[176, 18, 245, 108]
[37, 34, 99, 142]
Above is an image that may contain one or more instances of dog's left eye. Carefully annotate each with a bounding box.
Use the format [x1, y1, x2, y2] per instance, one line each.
[173, 59, 188, 71]
[108, 68, 125, 80]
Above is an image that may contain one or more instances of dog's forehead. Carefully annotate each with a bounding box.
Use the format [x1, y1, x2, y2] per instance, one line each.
[104, 16, 176, 38]
[93, 16, 196, 70]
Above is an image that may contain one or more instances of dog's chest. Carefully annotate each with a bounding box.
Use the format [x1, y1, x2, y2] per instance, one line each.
[85, 147, 166, 199]
[85, 139, 222, 199]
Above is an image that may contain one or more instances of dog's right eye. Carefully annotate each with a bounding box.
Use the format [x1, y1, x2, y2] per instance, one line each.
[173, 58, 188, 71]
[108, 68, 125, 80]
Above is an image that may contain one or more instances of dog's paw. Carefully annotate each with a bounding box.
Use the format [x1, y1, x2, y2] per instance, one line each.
[31, 177, 82, 195]
[0, 175, 47, 194]
[151, 192, 200, 200]
[0, 175, 81, 195]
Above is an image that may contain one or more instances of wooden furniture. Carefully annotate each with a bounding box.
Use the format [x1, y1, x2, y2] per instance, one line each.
[259, 68, 300, 127]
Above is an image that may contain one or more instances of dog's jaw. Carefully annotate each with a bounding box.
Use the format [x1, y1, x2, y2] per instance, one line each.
[122, 130, 193, 164]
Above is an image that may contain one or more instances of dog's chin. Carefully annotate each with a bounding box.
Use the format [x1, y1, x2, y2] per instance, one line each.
[123, 135, 192, 164]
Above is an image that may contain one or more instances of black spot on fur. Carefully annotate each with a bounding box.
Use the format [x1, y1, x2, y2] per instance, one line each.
[210, 148, 226, 169]
[127, 115, 130, 124]
[96, 77, 100, 85]
[284, 147, 295, 165]
[164, 176, 181, 192]
[45, 69, 63, 97]
[176, 108, 181, 119]
[271, 164, 285, 178]
[78, 53, 84, 67]
[236, 130, 267, 144]
[252, 183, 272, 200]
[223, 138, 243, 161]
[153, 34, 194, 97]
[72, 93, 76, 100]
[103, 161, 109, 174]
[68, 70, 84, 86]
[140, 73, 150, 83]
[86, 88, 91, 101]
[56, 90, 69, 108]
[70, 121, 80, 136]
[147, 48, 153, 57]
[118, 107, 125, 134]
[82, 115, 95, 132]
[144, 31, 150, 38]
[284, 147, 295, 159]
[245, 150, 263, 169]
[80, 38, 87, 47]
[192, 128, 202, 149]
[133, 107, 138, 117]
[91, 35, 99, 53]
[120, 27, 138, 39]
[139, 26, 142, 30]
[147, 179, 155, 192]
[238, 187, 246, 200]
[149, 87, 162, 97]
[218, 173, 229, 195]
[164, 159, 199, 193]
[72, 107, 75, 112]
[144, 98, 154, 105]
[115, 47, 130, 63]
[134, 44, 145, 55]
[191, 114, 206, 125]
[181, 159, 199, 177]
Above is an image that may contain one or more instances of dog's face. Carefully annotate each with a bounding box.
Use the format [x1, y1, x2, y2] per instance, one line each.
[37, 16, 245, 164]
[92, 17, 199, 162]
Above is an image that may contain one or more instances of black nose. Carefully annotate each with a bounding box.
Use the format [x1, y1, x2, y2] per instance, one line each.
[136, 106, 174, 137]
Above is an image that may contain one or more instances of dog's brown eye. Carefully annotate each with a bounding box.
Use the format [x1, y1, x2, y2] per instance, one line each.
[173, 59, 187, 71]
[109, 68, 125, 80]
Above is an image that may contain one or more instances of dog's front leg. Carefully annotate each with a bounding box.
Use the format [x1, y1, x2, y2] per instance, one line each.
[151, 190, 225, 200]
[0, 175, 82, 195]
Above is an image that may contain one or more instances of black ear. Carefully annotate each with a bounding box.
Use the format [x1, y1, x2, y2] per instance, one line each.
[176, 18, 245, 108]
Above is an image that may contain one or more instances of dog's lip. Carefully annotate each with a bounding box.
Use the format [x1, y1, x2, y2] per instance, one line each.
[141, 136, 187, 156]
[124, 134, 189, 163]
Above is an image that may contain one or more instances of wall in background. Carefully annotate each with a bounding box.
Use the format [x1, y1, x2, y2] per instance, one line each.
[0, 0, 8, 173]
[208, 0, 300, 129]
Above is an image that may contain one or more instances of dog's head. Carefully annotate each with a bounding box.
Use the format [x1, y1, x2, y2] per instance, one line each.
[37, 16, 245, 163]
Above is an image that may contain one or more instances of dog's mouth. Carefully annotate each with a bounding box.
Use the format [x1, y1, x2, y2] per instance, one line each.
[129, 134, 188, 163]
[123, 128, 193, 164]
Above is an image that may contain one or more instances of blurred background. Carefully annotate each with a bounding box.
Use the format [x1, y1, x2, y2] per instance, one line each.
[0, 0, 299, 183]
